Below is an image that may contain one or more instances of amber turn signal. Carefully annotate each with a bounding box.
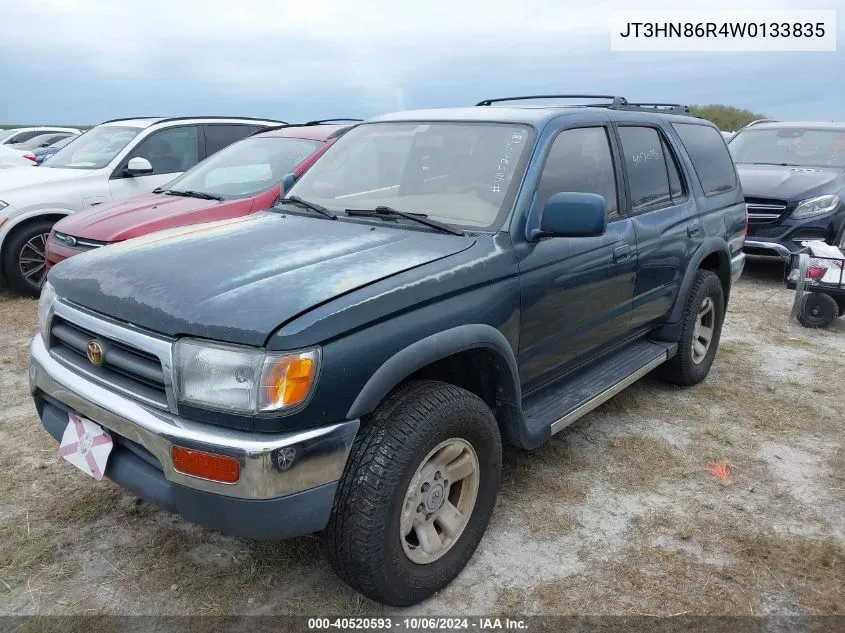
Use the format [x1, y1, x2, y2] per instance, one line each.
[171, 446, 240, 483]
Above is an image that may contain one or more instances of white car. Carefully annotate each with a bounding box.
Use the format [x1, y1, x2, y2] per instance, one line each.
[0, 116, 283, 295]
[0, 126, 81, 146]
[0, 145, 36, 169]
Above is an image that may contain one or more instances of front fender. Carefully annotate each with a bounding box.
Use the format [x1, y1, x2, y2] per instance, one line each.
[0, 208, 73, 270]
[346, 323, 521, 420]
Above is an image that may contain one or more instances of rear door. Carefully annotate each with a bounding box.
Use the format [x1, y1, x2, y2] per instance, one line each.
[202, 124, 267, 159]
[517, 123, 637, 391]
[615, 123, 702, 328]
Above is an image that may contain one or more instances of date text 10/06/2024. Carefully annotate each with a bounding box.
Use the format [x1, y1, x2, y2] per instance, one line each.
[307, 617, 529, 630]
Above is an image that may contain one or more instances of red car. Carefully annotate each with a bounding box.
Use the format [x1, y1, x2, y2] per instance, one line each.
[46, 120, 359, 268]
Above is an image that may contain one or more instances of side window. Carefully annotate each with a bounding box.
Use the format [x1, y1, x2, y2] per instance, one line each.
[10, 130, 46, 144]
[130, 126, 199, 175]
[618, 126, 672, 211]
[204, 124, 262, 156]
[673, 123, 738, 196]
[662, 138, 684, 201]
[536, 127, 619, 218]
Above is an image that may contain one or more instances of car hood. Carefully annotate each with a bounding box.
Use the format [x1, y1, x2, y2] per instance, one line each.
[49, 212, 476, 346]
[54, 192, 236, 242]
[0, 165, 94, 197]
[736, 164, 844, 202]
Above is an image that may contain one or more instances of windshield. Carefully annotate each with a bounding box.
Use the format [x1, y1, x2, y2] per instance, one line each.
[284, 121, 534, 230]
[46, 125, 141, 169]
[729, 127, 845, 168]
[163, 136, 323, 199]
[0, 129, 21, 143]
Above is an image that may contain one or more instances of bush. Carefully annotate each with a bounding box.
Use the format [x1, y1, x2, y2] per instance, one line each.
[689, 105, 770, 132]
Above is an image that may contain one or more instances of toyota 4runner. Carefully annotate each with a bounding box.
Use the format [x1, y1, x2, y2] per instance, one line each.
[29, 95, 746, 606]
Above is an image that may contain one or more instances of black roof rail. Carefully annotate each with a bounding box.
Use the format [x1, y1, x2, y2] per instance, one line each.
[99, 116, 165, 124]
[476, 94, 629, 107]
[99, 115, 287, 125]
[249, 120, 362, 137]
[304, 118, 364, 125]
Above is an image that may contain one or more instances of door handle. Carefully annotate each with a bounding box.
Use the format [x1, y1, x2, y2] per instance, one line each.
[687, 224, 703, 238]
[614, 245, 633, 263]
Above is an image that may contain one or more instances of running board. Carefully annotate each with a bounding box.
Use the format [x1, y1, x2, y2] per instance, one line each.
[522, 339, 675, 440]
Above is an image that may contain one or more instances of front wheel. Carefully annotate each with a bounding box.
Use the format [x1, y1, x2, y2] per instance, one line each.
[657, 269, 725, 386]
[2, 220, 55, 297]
[323, 380, 501, 606]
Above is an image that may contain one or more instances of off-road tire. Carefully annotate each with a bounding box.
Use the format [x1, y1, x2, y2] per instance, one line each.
[322, 380, 502, 606]
[657, 269, 725, 386]
[2, 219, 55, 297]
[798, 292, 839, 328]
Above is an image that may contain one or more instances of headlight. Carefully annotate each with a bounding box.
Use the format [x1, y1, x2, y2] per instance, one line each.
[174, 338, 320, 414]
[791, 195, 840, 220]
[37, 281, 56, 344]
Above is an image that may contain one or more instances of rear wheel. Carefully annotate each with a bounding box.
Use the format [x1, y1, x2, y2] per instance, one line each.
[798, 292, 839, 328]
[2, 220, 55, 297]
[323, 380, 501, 606]
[657, 270, 725, 386]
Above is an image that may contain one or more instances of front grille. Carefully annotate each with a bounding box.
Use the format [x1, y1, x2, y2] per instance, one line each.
[747, 225, 786, 239]
[745, 197, 788, 224]
[49, 315, 169, 409]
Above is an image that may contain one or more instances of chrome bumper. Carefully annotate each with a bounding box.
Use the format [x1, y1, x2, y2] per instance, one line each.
[744, 240, 792, 259]
[29, 335, 358, 500]
[730, 251, 746, 282]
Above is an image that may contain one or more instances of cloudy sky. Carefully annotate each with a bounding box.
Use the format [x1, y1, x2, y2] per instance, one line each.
[0, 0, 842, 125]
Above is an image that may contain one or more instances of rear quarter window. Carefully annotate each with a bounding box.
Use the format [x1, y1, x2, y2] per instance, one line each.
[672, 123, 738, 196]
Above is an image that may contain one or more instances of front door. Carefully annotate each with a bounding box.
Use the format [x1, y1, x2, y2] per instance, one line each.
[517, 125, 637, 392]
[108, 125, 200, 203]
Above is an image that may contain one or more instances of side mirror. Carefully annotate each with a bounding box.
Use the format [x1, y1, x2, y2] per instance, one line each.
[281, 172, 298, 195]
[123, 156, 153, 177]
[533, 192, 607, 240]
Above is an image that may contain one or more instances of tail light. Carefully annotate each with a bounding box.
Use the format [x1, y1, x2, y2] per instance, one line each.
[807, 266, 827, 280]
[23, 153, 37, 163]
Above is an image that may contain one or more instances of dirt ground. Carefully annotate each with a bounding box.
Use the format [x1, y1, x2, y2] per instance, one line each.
[0, 259, 843, 617]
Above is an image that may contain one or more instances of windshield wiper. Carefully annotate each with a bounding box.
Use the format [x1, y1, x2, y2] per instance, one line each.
[280, 195, 338, 219]
[161, 189, 223, 201]
[344, 206, 464, 236]
[744, 162, 792, 167]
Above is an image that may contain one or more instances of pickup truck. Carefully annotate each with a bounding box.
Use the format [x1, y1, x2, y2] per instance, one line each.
[29, 95, 746, 606]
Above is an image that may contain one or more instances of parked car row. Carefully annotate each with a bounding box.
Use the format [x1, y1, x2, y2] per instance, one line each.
[0, 116, 285, 293]
[27, 94, 748, 606]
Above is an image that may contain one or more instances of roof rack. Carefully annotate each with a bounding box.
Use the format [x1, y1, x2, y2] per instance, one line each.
[475, 95, 694, 116]
[616, 102, 691, 115]
[100, 115, 287, 125]
[476, 94, 628, 107]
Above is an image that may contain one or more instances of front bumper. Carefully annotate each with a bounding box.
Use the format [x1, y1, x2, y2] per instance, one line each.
[744, 239, 794, 259]
[29, 335, 359, 538]
[45, 235, 87, 269]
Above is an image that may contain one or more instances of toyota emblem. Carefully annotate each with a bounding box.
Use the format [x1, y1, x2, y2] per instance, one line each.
[86, 340, 105, 366]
